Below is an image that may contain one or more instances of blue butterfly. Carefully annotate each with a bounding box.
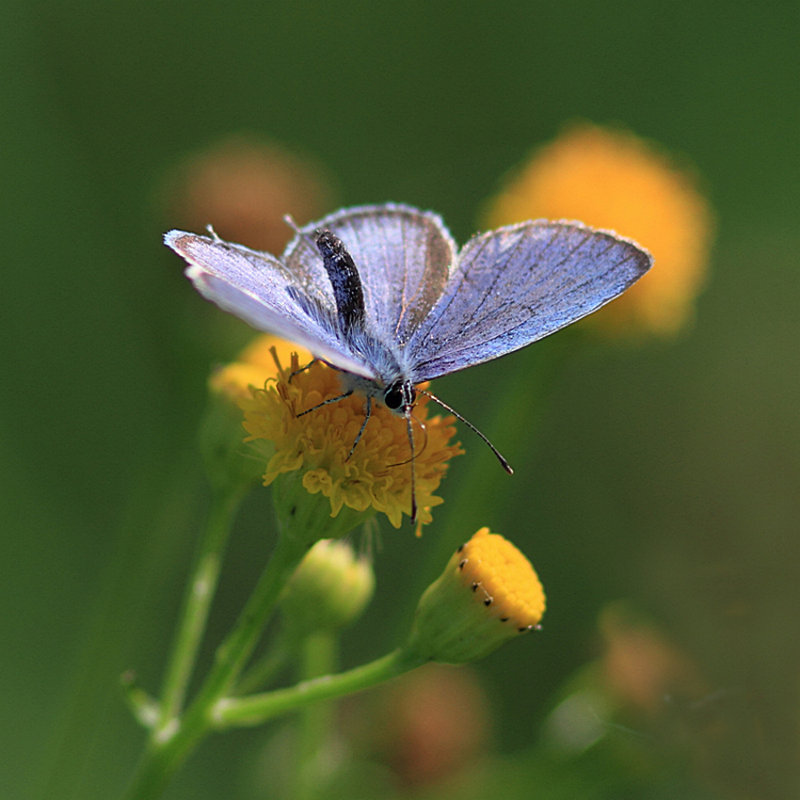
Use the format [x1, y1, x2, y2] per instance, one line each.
[166, 203, 651, 519]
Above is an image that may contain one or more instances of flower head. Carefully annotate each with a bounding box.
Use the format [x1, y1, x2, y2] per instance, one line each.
[406, 527, 546, 663]
[210, 335, 312, 402]
[199, 336, 303, 491]
[220, 334, 462, 529]
[484, 123, 713, 337]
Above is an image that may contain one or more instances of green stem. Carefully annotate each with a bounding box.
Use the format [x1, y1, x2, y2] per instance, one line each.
[158, 485, 246, 724]
[294, 632, 338, 800]
[193, 529, 311, 702]
[212, 647, 425, 729]
[122, 529, 312, 799]
[121, 671, 160, 729]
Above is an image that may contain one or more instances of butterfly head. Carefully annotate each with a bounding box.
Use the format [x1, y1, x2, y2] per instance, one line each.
[383, 380, 417, 415]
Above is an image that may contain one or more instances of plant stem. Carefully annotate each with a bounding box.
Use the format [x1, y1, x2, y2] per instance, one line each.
[294, 632, 338, 800]
[212, 647, 425, 729]
[158, 484, 246, 724]
[122, 528, 311, 799]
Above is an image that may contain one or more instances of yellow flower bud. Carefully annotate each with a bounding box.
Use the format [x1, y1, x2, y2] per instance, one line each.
[405, 528, 546, 664]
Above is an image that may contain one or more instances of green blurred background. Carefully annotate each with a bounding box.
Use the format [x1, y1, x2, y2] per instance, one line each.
[2, 1, 798, 798]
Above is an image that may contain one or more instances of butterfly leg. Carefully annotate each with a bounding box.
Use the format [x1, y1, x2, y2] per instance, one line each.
[296, 389, 353, 417]
[388, 416, 428, 466]
[346, 396, 372, 461]
[288, 358, 320, 383]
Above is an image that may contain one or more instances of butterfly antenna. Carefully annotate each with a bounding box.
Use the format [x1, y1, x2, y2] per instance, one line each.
[418, 388, 514, 474]
[389, 415, 428, 467]
[283, 214, 317, 252]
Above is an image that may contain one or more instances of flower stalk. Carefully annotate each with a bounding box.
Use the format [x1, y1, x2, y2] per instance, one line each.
[157, 483, 248, 725]
[293, 632, 340, 800]
[212, 648, 426, 729]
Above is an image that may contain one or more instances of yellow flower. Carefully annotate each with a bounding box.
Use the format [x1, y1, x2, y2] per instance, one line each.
[484, 123, 713, 337]
[406, 527, 546, 663]
[222, 334, 462, 529]
[210, 335, 312, 401]
[199, 336, 302, 491]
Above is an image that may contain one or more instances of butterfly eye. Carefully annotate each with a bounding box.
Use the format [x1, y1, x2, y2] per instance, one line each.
[384, 382, 407, 411]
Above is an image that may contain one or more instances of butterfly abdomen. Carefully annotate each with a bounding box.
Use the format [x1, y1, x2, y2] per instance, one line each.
[315, 229, 366, 337]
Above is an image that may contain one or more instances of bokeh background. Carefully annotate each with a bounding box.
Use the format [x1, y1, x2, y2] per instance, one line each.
[3, 2, 798, 798]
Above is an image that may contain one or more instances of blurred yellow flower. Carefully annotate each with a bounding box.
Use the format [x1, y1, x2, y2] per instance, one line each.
[220, 334, 462, 529]
[484, 123, 713, 337]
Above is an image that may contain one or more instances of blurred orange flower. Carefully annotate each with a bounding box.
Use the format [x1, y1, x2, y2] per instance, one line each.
[162, 134, 334, 253]
[369, 665, 490, 788]
[484, 123, 713, 337]
[599, 603, 706, 716]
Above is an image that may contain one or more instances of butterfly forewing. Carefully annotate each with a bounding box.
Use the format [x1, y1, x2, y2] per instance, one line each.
[406, 221, 652, 381]
[284, 204, 456, 349]
[164, 230, 375, 377]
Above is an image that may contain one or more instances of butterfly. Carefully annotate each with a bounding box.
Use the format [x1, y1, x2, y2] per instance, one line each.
[165, 203, 652, 520]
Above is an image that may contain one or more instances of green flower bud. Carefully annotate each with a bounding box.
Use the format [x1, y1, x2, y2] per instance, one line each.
[279, 539, 375, 637]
